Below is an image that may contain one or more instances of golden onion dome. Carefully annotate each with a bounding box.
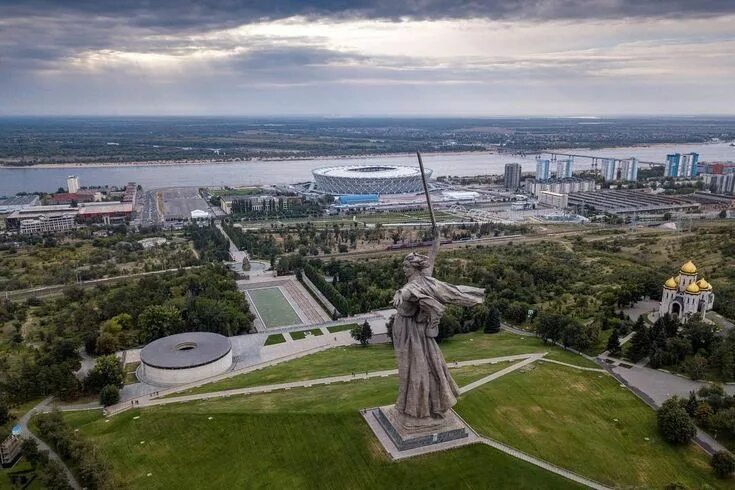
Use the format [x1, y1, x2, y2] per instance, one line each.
[685, 283, 700, 294]
[664, 277, 678, 289]
[680, 261, 697, 275]
[698, 279, 712, 290]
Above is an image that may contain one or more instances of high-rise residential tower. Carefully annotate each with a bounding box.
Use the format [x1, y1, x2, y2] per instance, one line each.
[555, 159, 573, 179]
[66, 175, 80, 194]
[620, 158, 639, 181]
[666, 153, 699, 178]
[601, 159, 618, 182]
[504, 163, 522, 190]
[535, 158, 550, 181]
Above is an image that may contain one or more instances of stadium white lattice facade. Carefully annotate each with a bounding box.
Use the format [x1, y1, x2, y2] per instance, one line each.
[312, 165, 431, 195]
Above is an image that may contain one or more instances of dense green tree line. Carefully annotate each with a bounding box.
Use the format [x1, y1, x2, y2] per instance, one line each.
[0, 266, 253, 405]
[186, 223, 230, 262]
[35, 410, 118, 489]
[628, 314, 735, 381]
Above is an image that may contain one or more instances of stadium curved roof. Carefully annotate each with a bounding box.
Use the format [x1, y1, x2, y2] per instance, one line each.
[312, 165, 422, 179]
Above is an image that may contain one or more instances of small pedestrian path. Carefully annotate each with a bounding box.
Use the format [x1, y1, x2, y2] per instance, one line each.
[538, 358, 606, 373]
[18, 397, 81, 490]
[459, 353, 546, 394]
[477, 436, 611, 490]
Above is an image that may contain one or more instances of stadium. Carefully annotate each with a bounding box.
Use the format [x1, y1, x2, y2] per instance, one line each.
[138, 332, 233, 386]
[312, 165, 431, 195]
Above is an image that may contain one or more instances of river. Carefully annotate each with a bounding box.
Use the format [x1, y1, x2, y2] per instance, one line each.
[1, 142, 733, 197]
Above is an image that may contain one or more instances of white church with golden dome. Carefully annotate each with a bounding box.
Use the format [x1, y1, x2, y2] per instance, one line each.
[659, 261, 715, 323]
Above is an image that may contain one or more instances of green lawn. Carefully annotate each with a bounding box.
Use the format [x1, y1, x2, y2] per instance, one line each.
[0, 457, 45, 490]
[63, 374, 581, 490]
[172, 357, 516, 398]
[456, 363, 722, 489]
[247, 287, 302, 328]
[264, 333, 286, 346]
[290, 329, 324, 340]
[178, 331, 596, 396]
[327, 323, 357, 333]
[124, 362, 140, 385]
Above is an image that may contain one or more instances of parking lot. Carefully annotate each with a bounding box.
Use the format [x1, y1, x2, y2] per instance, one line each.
[159, 187, 212, 222]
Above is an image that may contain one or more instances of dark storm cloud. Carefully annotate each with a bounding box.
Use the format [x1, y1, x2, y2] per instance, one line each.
[2, 0, 735, 30]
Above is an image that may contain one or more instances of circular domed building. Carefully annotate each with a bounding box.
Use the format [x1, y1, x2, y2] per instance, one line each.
[659, 261, 715, 323]
[138, 332, 233, 386]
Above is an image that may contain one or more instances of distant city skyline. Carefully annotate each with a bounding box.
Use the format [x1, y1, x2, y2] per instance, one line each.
[1, 1, 734, 116]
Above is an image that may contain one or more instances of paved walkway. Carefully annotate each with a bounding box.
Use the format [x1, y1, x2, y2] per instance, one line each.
[18, 397, 81, 490]
[459, 353, 546, 394]
[477, 436, 610, 490]
[603, 362, 735, 455]
[216, 223, 248, 263]
[537, 358, 606, 373]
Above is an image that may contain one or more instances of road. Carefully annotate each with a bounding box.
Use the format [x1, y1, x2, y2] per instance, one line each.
[5, 265, 203, 300]
[18, 397, 81, 490]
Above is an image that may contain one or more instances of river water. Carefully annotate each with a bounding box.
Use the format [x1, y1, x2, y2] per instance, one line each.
[1, 142, 733, 196]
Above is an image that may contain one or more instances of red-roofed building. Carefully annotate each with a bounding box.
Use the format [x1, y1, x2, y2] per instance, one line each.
[49, 192, 95, 205]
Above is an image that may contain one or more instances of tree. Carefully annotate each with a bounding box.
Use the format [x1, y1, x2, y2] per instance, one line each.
[0, 400, 8, 426]
[683, 355, 709, 380]
[351, 321, 373, 347]
[719, 209, 728, 219]
[711, 451, 735, 479]
[99, 385, 120, 406]
[242, 257, 251, 271]
[85, 355, 124, 393]
[20, 438, 42, 468]
[694, 401, 714, 427]
[138, 304, 183, 343]
[43, 459, 72, 490]
[628, 323, 652, 362]
[485, 308, 501, 334]
[536, 313, 566, 344]
[606, 329, 622, 357]
[657, 396, 697, 445]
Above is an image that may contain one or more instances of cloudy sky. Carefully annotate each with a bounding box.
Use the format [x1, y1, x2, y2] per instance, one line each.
[1, 1, 733, 116]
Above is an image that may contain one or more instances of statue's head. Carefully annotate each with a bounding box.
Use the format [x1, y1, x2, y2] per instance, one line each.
[403, 252, 430, 277]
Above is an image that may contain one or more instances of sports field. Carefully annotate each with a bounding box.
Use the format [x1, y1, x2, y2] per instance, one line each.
[247, 287, 302, 328]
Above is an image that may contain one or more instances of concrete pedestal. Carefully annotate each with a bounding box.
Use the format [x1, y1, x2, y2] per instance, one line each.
[363, 405, 473, 458]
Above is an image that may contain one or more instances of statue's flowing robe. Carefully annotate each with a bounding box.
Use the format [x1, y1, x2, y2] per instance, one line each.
[392, 275, 485, 418]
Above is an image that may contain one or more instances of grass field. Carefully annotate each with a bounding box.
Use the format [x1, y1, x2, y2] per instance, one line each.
[178, 331, 597, 396]
[289, 328, 324, 340]
[124, 362, 140, 385]
[0, 457, 45, 490]
[247, 287, 302, 328]
[456, 363, 722, 488]
[327, 323, 357, 333]
[63, 373, 581, 490]
[264, 333, 286, 346]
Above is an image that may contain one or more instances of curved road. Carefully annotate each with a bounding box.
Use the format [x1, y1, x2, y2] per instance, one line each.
[18, 397, 81, 490]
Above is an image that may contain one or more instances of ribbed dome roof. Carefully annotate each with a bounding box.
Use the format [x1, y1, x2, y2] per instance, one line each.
[680, 261, 697, 274]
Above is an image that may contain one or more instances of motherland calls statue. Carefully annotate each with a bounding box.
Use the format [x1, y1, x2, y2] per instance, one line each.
[373, 153, 485, 448]
[386, 228, 485, 431]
